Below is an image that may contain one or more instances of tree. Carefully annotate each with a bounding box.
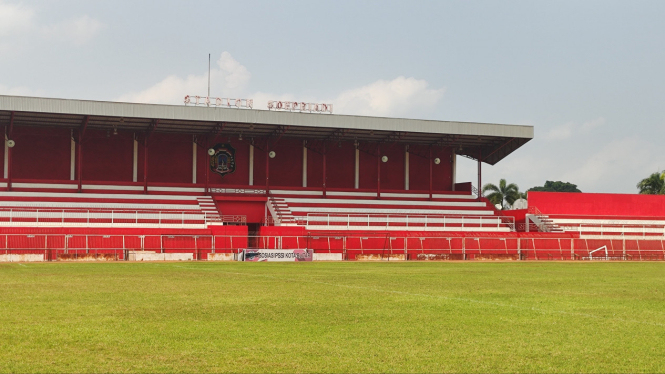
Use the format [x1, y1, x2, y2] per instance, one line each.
[528, 181, 581, 193]
[637, 172, 665, 194]
[482, 179, 520, 210]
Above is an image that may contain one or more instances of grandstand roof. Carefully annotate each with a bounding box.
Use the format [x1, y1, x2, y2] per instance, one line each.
[0, 95, 533, 165]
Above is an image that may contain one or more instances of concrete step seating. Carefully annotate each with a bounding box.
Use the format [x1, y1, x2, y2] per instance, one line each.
[269, 189, 512, 232]
[0, 191, 216, 228]
[549, 215, 665, 237]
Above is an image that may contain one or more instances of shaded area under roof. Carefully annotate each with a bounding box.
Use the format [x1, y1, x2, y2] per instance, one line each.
[0, 95, 533, 165]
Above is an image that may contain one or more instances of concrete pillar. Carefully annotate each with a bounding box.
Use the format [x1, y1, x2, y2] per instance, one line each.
[451, 149, 456, 190]
[354, 147, 359, 189]
[249, 144, 254, 186]
[302, 142, 307, 187]
[132, 136, 138, 182]
[404, 145, 410, 191]
[3, 133, 7, 179]
[70, 130, 75, 180]
[192, 140, 197, 184]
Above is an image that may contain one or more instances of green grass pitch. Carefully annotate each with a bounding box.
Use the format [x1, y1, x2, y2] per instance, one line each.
[1, 261, 664, 373]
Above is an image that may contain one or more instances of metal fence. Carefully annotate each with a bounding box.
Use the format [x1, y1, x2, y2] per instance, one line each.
[1, 234, 665, 262]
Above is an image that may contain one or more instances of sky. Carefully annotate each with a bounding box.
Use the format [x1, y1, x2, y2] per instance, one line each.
[1, 0, 664, 194]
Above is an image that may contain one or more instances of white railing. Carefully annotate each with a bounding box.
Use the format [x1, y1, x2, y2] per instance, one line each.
[266, 198, 282, 226]
[302, 213, 515, 231]
[560, 223, 665, 237]
[0, 208, 221, 227]
[526, 207, 561, 232]
[471, 185, 483, 198]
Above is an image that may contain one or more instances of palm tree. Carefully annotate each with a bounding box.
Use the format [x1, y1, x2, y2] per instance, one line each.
[637, 171, 665, 194]
[482, 179, 520, 210]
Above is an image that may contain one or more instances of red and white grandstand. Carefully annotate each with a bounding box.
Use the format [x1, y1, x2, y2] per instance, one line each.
[0, 95, 663, 261]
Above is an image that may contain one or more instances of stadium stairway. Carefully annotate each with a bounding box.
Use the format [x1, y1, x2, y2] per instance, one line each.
[196, 196, 222, 223]
[525, 209, 564, 233]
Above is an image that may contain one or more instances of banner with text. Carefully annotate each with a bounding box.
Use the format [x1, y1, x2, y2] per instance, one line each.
[241, 249, 313, 262]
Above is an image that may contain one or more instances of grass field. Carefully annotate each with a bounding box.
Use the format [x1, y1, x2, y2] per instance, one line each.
[1, 261, 664, 373]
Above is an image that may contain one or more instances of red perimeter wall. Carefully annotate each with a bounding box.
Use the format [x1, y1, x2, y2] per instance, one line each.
[529, 191, 665, 217]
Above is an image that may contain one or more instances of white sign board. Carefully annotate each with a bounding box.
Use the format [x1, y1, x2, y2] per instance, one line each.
[267, 101, 332, 114]
[184, 95, 253, 109]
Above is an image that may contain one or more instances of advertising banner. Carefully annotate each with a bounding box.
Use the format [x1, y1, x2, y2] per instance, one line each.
[240, 249, 313, 262]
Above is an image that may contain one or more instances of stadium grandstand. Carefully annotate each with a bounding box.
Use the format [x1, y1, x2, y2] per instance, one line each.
[0, 94, 663, 261]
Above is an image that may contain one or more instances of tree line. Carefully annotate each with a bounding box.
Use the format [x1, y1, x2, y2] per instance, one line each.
[483, 171, 665, 210]
[482, 180, 580, 210]
[637, 171, 665, 194]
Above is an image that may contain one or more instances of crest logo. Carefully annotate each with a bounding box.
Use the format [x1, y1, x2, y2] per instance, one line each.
[209, 143, 236, 177]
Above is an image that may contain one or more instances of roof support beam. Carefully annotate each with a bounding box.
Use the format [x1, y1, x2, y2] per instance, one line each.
[431, 134, 459, 148]
[77, 116, 89, 193]
[482, 138, 516, 162]
[79, 115, 89, 139]
[381, 131, 406, 146]
[208, 122, 225, 145]
[429, 146, 433, 200]
[356, 141, 378, 157]
[144, 135, 149, 194]
[303, 139, 325, 155]
[477, 147, 482, 199]
[7, 111, 14, 137]
[144, 119, 160, 144]
[268, 125, 289, 148]
[6, 112, 14, 191]
[139, 119, 160, 194]
[324, 128, 349, 144]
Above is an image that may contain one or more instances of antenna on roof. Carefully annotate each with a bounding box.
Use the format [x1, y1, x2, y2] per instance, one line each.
[207, 53, 211, 98]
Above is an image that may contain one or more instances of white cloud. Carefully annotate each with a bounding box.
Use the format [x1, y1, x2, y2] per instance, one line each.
[42, 15, 104, 45]
[118, 52, 251, 104]
[544, 122, 574, 140]
[544, 117, 605, 140]
[561, 137, 658, 190]
[216, 52, 251, 90]
[0, 83, 44, 96]
[332, 76, 444, 117]
[0, 1, 34, 36]
[466, 134, 660, 194]
[248, 77, 444, 115]
[118, 52, 445, 118]
[580, 117, 605, 132]
[250, 91, 297, 110]
[0, 2, 102, 49]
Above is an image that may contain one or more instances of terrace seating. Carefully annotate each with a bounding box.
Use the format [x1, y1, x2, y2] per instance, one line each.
[268, 189, 513, 232]
[547, 214, 665, 238]
[0, 191, 221, 228]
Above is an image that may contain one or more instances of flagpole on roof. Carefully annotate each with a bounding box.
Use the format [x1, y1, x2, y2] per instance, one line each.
[207, 53, 211, 98]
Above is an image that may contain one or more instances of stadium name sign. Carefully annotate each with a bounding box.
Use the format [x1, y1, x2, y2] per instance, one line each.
[267, 100, 333, 114]
[184, 95, 253, 109]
